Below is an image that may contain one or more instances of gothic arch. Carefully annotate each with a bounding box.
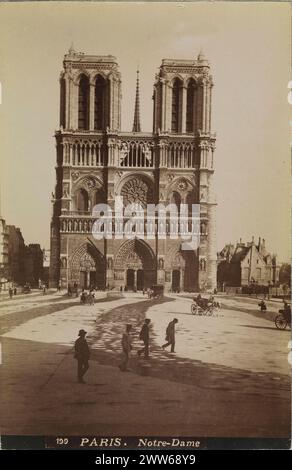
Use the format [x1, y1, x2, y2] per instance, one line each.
[78, 74, 89, 130]
[91, 71, 107, 82]
[115, 239, 156, 270]
[170, 75, 184, 86]
[171, 78, 182, 133]
[170, 191, 181, 214]
[73, 175, 103, 192]
[166, 177, 196, 204]
[185, 76, 198, 87]
[72, 175, 104, 212]
[165, 245, 186, 270]
[70, 242, 105, 288]
[75, 188, 89, 212]
[60, 77, 66, 127]
[94, 75, 107, 131]
[75, 71, 91, 85]
[186, 78, 196, 133]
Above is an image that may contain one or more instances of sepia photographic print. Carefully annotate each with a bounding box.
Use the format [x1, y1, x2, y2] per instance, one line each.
[0, 1, 291, 451]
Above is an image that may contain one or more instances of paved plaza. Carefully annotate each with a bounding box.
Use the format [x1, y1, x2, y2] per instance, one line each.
[0, 291, 290, 437]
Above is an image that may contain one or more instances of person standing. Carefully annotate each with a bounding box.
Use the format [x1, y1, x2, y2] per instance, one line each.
[137, 318, 151, 358]
[162, 318, 178, 353]
[258, 299, 267, 311]
[119, 324, 132, 372]
[74, 329, 90, 383]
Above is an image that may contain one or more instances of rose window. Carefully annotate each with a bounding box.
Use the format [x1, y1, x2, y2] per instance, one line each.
[121, 178, 152, 207]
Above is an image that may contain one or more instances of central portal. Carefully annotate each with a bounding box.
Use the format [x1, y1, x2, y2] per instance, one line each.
[115, 239, 156, 291]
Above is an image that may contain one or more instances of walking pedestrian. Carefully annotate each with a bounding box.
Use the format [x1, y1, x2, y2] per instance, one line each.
[74, 329, 90, 383]
[9, 287, 13, 299]
[80, 290, 87, 305]
[89, 290, 95, 305]
[68, 283, 72, 297]
[119, 324, 132, 372]
[137, 318, 151, 358]
[258, 299, 267, 311]
[162, 318, 178, 353]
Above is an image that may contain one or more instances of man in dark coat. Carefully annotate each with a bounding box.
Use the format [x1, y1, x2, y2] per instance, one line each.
[119, 324, 133, 372]
[162, 318, 178, 353]
[137, 318, 151, 358]
[74, 329, 90, 383]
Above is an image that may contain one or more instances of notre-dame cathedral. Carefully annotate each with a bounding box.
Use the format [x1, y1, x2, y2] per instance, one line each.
[50, 47, 217, 292]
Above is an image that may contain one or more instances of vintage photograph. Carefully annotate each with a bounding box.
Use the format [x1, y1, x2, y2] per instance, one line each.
[0, 1, 291, 450]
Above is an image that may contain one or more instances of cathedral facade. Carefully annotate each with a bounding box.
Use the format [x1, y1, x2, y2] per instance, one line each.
[50, 48, 217, 292]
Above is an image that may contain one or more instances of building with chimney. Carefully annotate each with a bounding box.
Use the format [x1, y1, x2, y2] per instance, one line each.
[50, 48, 217, 292]
[217, 237, 279, 289]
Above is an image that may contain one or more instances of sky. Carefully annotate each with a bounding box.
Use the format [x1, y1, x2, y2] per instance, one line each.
[0, 2, 290, 262]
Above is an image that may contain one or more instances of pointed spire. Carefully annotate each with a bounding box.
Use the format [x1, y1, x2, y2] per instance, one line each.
[132, 70, 141, 132]
[69, 42, 75, 54]
[197, 48, 205, 62]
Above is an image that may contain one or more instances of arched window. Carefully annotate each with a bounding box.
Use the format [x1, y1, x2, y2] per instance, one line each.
[186, 80, 195, 133]
[78, 75, 89, 130]
[60, 78, 66, 128]
[171, 191, 181, 216]
[94, 76, 105, 130]
[185, 192, 195, 214]
[171, 79, 181, 133]
[76, 188, 89, 212]
[94, 188, 105, 206]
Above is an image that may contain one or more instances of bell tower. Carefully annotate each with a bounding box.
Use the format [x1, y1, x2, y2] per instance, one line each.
[152, 51, 217, 291]
[50, 47, 122, 288]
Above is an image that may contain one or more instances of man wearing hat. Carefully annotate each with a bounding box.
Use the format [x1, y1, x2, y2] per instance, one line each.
[137, 318, 151, 358]
[162, 318, 178, 353]
[74, 329, 90, 383]
[119, 324, 133, 372]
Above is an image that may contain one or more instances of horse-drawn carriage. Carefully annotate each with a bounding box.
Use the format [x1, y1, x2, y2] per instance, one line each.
[191, 295, 220, 316]
[149, 285, 164, 299]
[275, 304, 291, 330]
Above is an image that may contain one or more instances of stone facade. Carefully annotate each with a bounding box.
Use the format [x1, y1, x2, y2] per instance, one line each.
[6, 225, 26, 286]
[0, 217, 9, 285]
[50, 48, 217, 292]
[24, 244, 44, 287]
[217, 238, 279, 288]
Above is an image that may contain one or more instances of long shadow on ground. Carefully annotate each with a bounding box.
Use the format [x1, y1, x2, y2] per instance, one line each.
[88, 296, 290, 401]
[0, 295, 114, 335]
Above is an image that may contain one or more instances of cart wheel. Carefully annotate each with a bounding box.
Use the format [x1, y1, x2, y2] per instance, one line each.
[191, 304, 198, 315]
[275, 315, 288, 330]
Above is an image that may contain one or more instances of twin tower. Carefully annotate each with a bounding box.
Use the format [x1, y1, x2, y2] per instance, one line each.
[50, 47, 217, 293]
